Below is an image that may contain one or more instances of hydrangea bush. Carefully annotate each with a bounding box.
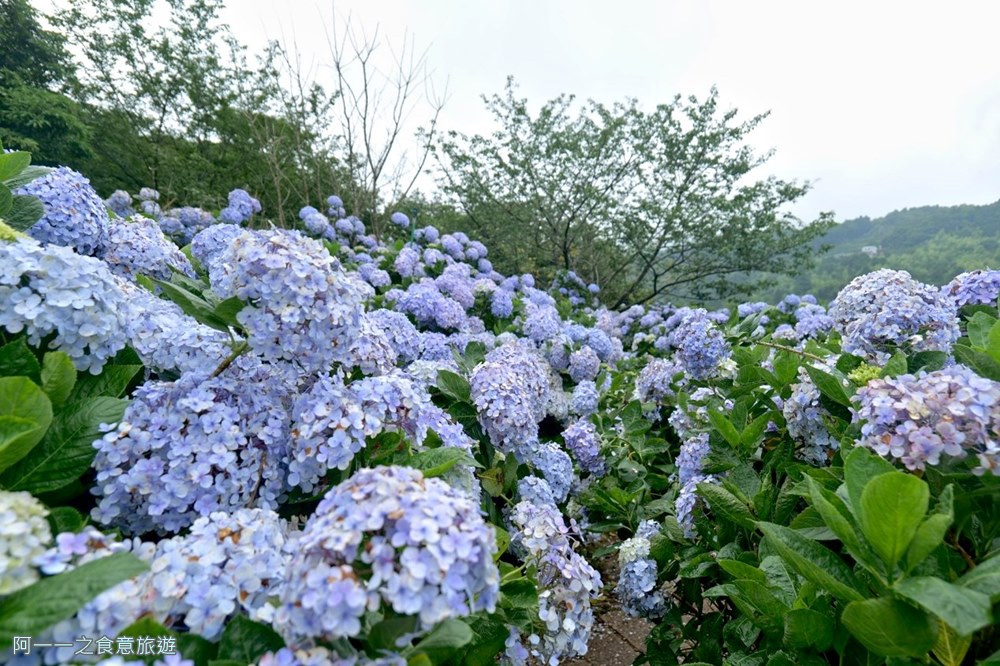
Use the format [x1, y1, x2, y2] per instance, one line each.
[0, 143, 998, 666]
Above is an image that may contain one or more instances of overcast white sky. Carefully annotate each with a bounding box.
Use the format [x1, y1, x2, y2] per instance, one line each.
[218, 0, 1000, 222]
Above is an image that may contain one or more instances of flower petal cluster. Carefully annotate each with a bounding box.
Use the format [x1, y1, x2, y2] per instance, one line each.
[17, 166, 109, 255]
[274, 466, 499, 645]
[830, 269, 960, 363]
[0, 237, 127, 373]
[942, 269, 1000, 307]
[784, 374, 838, 465]
[670, 309, 731, 380]
[616, 524, 667, 618]
[635, 358, 685, 402]
[210, 229, 371, 371]
[507, 500, 601, 663]
[92, 358, 293, 534]
[102, 216, 194, 281]
[853, 365, 1000, 475]
[470, 341, 550, 451]
[562, 419, 606, 477]
[0, 490, 51, 594]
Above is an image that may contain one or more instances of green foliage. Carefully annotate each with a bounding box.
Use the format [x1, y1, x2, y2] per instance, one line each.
[437, 78, 834, 306]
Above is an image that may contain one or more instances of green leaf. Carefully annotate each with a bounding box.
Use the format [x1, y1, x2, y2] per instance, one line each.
[756, 522, 865, 602]
[858, 471, 928, 569]
[46, 506, 85, 534]
[773, 350, 800, 385]
[0, 552, 147, 649]
[7, 195, 45, 231]
[500, 578, 538, 609]
[0, 151, 30, 181]
[718, 559, 768, 584]
[731, 578, 788, 622]
[708, 410, 741, 447]
[967, 312, 998, 349]
[460, 615, 508, 666]
[908, 351, 948, 373]
[844, 446, 894, 517]
[119, 616, 217, 664]
[699, 482, 756, 529]
[217, 615, 284, 663]
[932, 622, 972, 666]
[409, 618, 473, 662]
[904, 485, 953, 573]
[436, 370, 472, 403]
[881, 351, 908, 378]
[840, 597, 936, 657]
[0, 338, 41, 381]
[805, 476, 874, 569]
[958, 553, 1000, 602]
[988, 320, 1000, 363]
[894, 576, 993, 636]
[0, 377, 53, 476]
[1, 397, 127, 493]
[369, 616, 420, 651]
[0, 184, 11, 218]
[805, 365, 852, 407]
[494, 525, 510, 559]
[40, 352, 76, 406]
[211, 296, 246, 329]
[69, 364, 141, 400]
[4, 165, 50, 189]
[407, 447, 477, 478]
[953, 343, 1000, 381]
[782, 608, 834, 650]
[740, 413, 771, 449]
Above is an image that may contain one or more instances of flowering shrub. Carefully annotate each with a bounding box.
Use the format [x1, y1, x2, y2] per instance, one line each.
[0, 141, 997, 666]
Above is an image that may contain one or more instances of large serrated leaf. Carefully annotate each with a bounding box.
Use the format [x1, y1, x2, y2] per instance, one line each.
[0, 552, 148, 649]
[217, 615, 284, 663]
[894, 576, 993, 636]
[40, 352, 76, 407]
[0, 151, 30, 181]
[858, 471, 928, 569]
[757, 521, 866, 602]
[0, 397, 126, 493]
[6, 195, 45, 231]
[0, 377, 52, 476]
[841, 597, 936, 657]
[699, 481, 756, 529]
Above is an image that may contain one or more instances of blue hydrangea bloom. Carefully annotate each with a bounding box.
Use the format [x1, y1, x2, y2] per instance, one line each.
[0, 237, 127, 373]
[942, 269, 1000, 307]
[17, 166, 110, 255]
[670, 309, 731, 380]
[102, 216, 194, 281]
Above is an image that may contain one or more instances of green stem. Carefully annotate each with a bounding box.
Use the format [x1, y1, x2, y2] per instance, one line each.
[757, 340, 829, 364]
[211, 340, 249, 378]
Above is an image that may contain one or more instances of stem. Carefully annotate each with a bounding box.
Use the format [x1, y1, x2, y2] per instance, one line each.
[951, 534, 977, 571]
[757, 340, 829, 364]
[211, 340, 249, 378]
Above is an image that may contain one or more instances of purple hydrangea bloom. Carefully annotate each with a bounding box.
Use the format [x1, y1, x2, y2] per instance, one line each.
[635, 358, 685, 402]
[568, 346, 601, 382]
[102, 216, 194, 281]
[17, 166, 109, 255]
[563, 419, 606, 476]
[942, 269, 1000, 307]
[852, 365, 1000, 475]
[670, 309, 731, 380]
[0, 237, 128, 373]
[470, 341, 550, 451]
[389, 211, 410, 228]
[274, 466, 499, 645]
[830, 269, 960, 363]
[210, 229, 371, 371]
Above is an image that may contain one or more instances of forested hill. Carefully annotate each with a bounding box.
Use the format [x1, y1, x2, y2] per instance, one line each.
[752, 198, 1000, 302]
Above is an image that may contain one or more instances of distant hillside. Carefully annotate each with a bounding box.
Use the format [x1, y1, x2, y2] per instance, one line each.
[751, 198, 1000, 303]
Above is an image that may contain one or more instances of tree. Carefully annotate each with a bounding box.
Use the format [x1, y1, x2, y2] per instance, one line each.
[436, 79, 835, 306]
[0, 0, 91, 165]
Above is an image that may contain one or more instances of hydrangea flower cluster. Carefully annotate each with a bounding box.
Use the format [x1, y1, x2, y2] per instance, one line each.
[102, 216, 195, 281]
[0, 237, 128, 373]
[470, 341, 550, 451]
[210, 229, 371, 371]
[568, 346, 600, 382]
[0, 490, 51, 594]
[390, 211, 410, 228]
[670, 309, 731, 380]
[830, 269, 960, 363]
[274, 466, 499, 644]
[562, 419, 606, 477]
[616, 521, 667, 618]
[91, 357, 292, 534]
[506, 500, 601, 663]
[190, 222, 244, 270]
[389, 281, 467, 331]
[106, 190, 135, 218]
[853, 364, 1000, 475]
[17, 166, 109, 255]
[218, 188, 261, 224]
[634, 358, 685, 402]
[146, 508, 291, 639]
[159, 206, 217, 245]
[942, 269, 1000, 307]
[794, 303, 834, 339]
[114, 277, 232, 374]
[784, 374, 838, 465]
